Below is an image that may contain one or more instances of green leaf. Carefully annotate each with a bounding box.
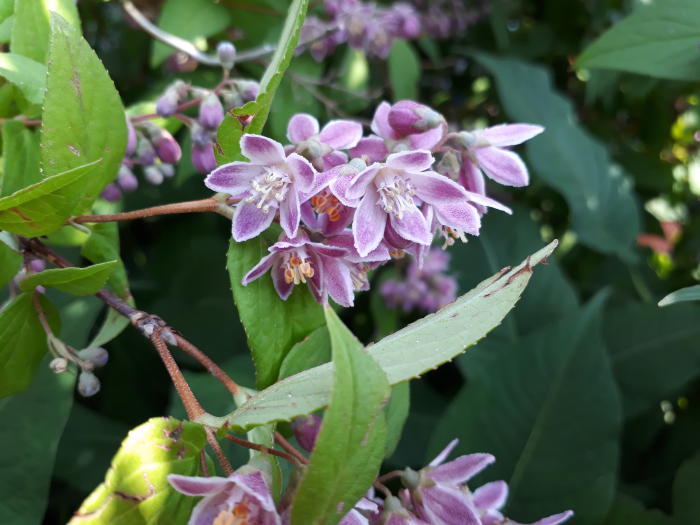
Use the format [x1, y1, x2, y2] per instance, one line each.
[10, 0, 80, 63]
[200, 240, 558, 432]
[278, 325, 330, 380]
[577, 0, 700, 81]
[429, 296, 621, 524]
[0, 293, 59, 398]
[474, 53, 640, 261]
[150, 0, 230, 67]
[20, 260, 116, 295]
[384, 382, 410, 457]
[214, 112, 245, 165]
[291, 307, 389, 525]
[1, 120, 41, 197]
[40, 13, 127, 211]
[0, 52, 46, 105]
[605, 495, 674, 525]
[82, 222, 130, 298]
[69, 417, 209, 525]
[658, 284, 700, 306]
[0, 238, 21, 288]
[672, 452, 700, 522]
[226, 230, 325, 388]
[0, 15, 13, 44]
[0, 356, 74, 525]
[0, 159, 102, 236]
[388, 40, 420, 101]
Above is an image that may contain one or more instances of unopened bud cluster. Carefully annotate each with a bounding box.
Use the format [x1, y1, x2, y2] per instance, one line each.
[47, 337, 109, 398]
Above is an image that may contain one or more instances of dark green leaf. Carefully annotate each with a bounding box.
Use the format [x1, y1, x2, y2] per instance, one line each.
[1, 120, 41, 197]
[82, 222, 130, 298]
[605, 495, 674, 525]
[291, 307, 389, 525]
[474, 54, 640, 261]
[384, 381, 410, 457]
[226, 230, 325, 388]
[658, 284, 700, 306]
[577, 0, 700, 81]
[41, 14, 127, 212]
[0, 52, 46, 105]
[0, 293, 59, 398]
[0, 239, 21, 288]
[278, 325, 330, 380]
[10, 0, 79, 63]
[672, 452, 700, 522]
[0, 356, 74, 525]
[388, 40, 419, 101]
[20, 260, 116, 295]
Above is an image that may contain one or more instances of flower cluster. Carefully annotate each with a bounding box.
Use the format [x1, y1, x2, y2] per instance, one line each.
[381, 248, 457, 313]
[207, 100, 543, 307]
[168, 439, 573, 525]
[299, 0, 488, 60]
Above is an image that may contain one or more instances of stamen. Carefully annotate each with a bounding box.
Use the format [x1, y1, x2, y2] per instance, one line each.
[311, 190, 343, 221]
[376, 172, 416, 220]
[439, 227, 466, 249]
[283, 251, 315, 285]
[244, 167, 291, 213]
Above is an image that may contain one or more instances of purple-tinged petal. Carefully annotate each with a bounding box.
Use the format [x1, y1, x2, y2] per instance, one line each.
[167, 474, 228, 496]
[322, 150, 349, 170]
[189, 491, 235, 525]
[350, 136, 389, 163]
[232, 202, 276, 241]
[309, 242, 349, 259]
[415, 485, 481, 525]
[458, 159, 486, 214]
[287, 113, 320, 143]
[316, 204, 354, 235]
[473, 481, 508, 511]
[475, 147, 529, 187]
[320, 119, 364, 149]
[353, 191, 387, 257]
[386, 150, 434, 172]
[509, 510, 574, 525]
[371, 101, 399, 140]
[434, 202, 481, 236]
[464, 191, 512, 214]
[384, 219, 413, 250]
[338, 509, 369, 525]
[478, 123, 544, 147]
[287, 153, 316, 192]
[307, 251, 325, 303]
[347, 163, 382, 200]
[408, 124, 445, 150]
[242, 253, 277, 285]
[272, 263, 294, 300]
[390, 206, 432, 246]
[330, 171, 362, 207]
[321, 257, 354, 307]
[300, 201, 320, 230]
[280, 188, 301, 238]
[429, 439, 459, 467]
[409, 171, 468, 204]
[429, 453, 495, 484]
[230, 472, 279, 515]
[327, 231, 390, 263]
[205, 162, 263, 194]
[241, 134, 286, 164]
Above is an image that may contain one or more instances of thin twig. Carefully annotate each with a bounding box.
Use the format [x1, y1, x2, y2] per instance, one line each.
[274, 432, 309, 465]
[224, 434, 301, 465]
[373, 480, 393, 498]
[377, 470, 402, 483]
[72, 198, 223, 224]
[206, 427, 234, 475]
[176, 335, 239, 396]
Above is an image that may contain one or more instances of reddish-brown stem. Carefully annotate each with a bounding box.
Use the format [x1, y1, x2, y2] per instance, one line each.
[224, 435, 300, 465]
[130, 97, 205, 123]
[377, 470, 403, 484]
[31, 292, 54, 336]
[199, 451, 210, 477]
[72, 198, 221, 224]
[176, 335, 239, 396]
[206, 427, 234, 475]
[373, 480, 393, 498]
[274, 432, 309, 465]
[0, 118, 41, 127]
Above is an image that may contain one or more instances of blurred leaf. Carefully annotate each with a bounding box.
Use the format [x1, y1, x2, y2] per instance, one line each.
[41, 14, 127, 212]
[388, 39, 419, 101]
[0, 52, 46, 104]
[605, 495, 674, 525]
[672, 452, 700, 522]
[201, 240, 559, 432]
[20, 260, 116, 295]
[69, 417, 209, 525]
[475, 54, 641, 261]
[577, 0, 700, 81]
[278, 325, 330, 380]
[291, 307, 389, 525]
[0, 356, 74, 525]
[430, 295, 621, 524]
[0, 239, 21, 288]
[384, 381, 410, 457]
[0, 159, 101, 236]
[10, 0, 80, 63]
[226, 230, 325, 388]
[658, 284, 700, 306]
[82, 222, 130, 298]
[150, 0, 230, 67]
[88, 308, 131, 349]
[0, 293, 59, 398]
[0, 15, 13, 44]
[1, 120, 41, 197]
[605, 302, 700, 418]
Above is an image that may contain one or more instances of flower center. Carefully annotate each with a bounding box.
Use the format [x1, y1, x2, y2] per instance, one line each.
[245, 167, 291, 213]
[376, 172, 416, 219]
[350, 264, 369, 291]
[212, 502, 252, 525]
[284, 253, 315, 285]
[310, 190, 342, 222]
[439, 226, 466, 249]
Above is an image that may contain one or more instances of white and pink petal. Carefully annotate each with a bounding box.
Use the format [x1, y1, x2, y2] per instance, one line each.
[287, 113, 320, 143]
[241, 134, 286, 165]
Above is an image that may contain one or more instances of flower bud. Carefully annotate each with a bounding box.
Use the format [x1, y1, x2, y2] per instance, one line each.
[29, 259, 45, 273]
[136, 137, 157, 165]
[78, 347, 109, 368]
[101, 183, 122, 202]
[217, 41, 236, 69]
[156, 80, 188, 117]
[154, 130, 182, 164]
[388, 101, 445, 137]
[144, 165, 164, 185]
[221, 90, 243, 111]
[117, 165, 139, 192]
[233, 80, 260, 103]
[199, 93, 225, 130]
[291, 415, 322, 452]
[192, 143, 217, 174]
[191, 123, 214, 147]
[126, 118, 137, 156]
[159, 163, 175, 178]
[78, 371, 101, 397]
[49, 357, 68, 374]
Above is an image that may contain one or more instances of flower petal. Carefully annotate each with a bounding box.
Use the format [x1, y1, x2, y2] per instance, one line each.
[241, 134, 286, 164]
[204, 162, 262, 194]
[434, 201, 481, 236]
[338, 509, 370, 525]
[410, 171, 468, 204]
[476, 147, 529, 187]
[464, 191, 512, 214]
[279, 189, 301, 238]
[242, 253, 277, 285]
[287, 113, 320, 143]
[231, 472, 280, 516]
[408, 124, 445, 150]
[287, 153, 316, 192]
[429, 453, 495, 484]
[415, 485, 481, 525]
[386, 150, 434, 172]
[353, 191, 387, 257]
[371, 101, 399, 139]
[473, 481, 509, 512]
[390, 206, 432, 246]
[428, 439, 459, 467]
[320, 119, 364, 149]
[330, 170, 363, 207]
[190, 491, 236, 525]
[232, 202, 276, 241]
[322, 150, 349, 170]
[272, 263, 294, 300]
[350, 136, 389, 163]
[167, 474, 228, 496]
[347, 163, 381, 200]
[321, 256, 354, 307]
[478, 123, 544, 147]
[514, 510, 575, 525]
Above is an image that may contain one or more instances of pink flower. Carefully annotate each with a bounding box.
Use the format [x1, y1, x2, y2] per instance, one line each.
[205, 135, 317, 241]
[168, 470, 281, 525]
[287, 113, 363, 170]
[371, 101, 446, 151]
